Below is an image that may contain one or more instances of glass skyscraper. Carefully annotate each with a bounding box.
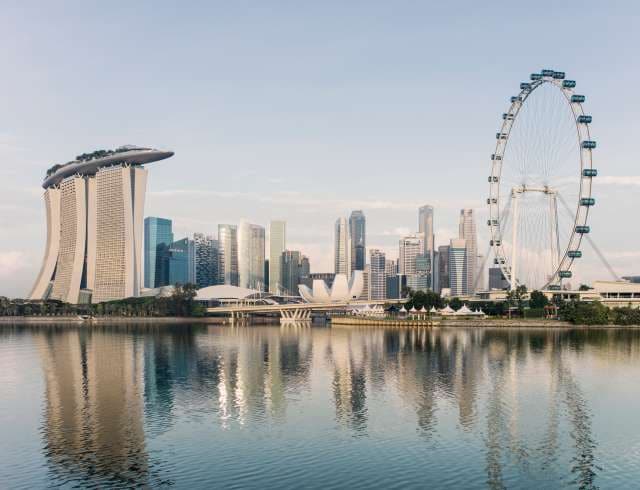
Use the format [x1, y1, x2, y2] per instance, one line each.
[369, 249, 386, 300]
[349, 210, 366, 272]
[334, 218, 350, 276]
[194, 233, 218, 289]
[238, 221, 265, 290]
[449, 238, 468, 297]
[144, 217, 173, 289]
[218, 224, 238, 286]
[169, 237, 191, 285]
[269, 220, 286, 293]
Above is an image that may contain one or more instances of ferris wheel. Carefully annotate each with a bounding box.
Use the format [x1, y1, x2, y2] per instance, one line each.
[488, 69, 597, 291]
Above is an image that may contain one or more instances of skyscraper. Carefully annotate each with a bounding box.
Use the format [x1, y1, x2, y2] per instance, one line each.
[281, 250, 302, 296]
[218, 224, 238, 286]
[238, 221, 265, 290]
[385, 259, 397, 276]
[194, 233, 218, 289]
[418, 205, 435, 273]
[449, 238, 468, 297]
[144, 217, 173, 289]
[334, 217, 351, 276]
[438, 245, 450, 292]
[299, 255, 311, 288]
[269, 220, 286, 293]
[489, 267, 509, 290]
[369, 249, 386, 300]
[459, 209, 478, 294]
[169, 237, 191, 285]
[398, 235, 423, 275]
[30, 146, 173, 304]
[349, 210, 366, 272]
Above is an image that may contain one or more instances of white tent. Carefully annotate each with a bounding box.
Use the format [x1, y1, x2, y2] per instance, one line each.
[400, 306, 407, 313]
[429, 306, 438, 314]
[455, 304, 474, 315]
[420, 306, 428, 313]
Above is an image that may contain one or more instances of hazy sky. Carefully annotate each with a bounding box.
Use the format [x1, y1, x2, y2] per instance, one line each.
[1, 1, 639, 297]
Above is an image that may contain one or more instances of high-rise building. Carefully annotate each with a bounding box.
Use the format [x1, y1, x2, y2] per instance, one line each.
[409, 254, 431, 292]
[30, 146, 173, 304]
[218, 224, 238, 286]
[418, 205, 435, 272]
[238, 221, 265, 290]
[386, 274, 407, 300]
[334, 217, 351, 276]
[398, 235, 423, 275]
[449, 238, 468, 297]
[438, 245, 450, 292]
[385, 259, 397, 276]
[369, 249, 386, 300]
[169, 237, 191, 285]
[269, 220, 286, 293]
[489, 267, 509, 290]
[300, 255, 311, 289]
[281, 250, 302, 296]
[349, 210, 366, 272]
[194, 233, 218, 289]
[459, 209, 478, 294]
[476, 254, 486, 291]
[144, 217, 173, 289]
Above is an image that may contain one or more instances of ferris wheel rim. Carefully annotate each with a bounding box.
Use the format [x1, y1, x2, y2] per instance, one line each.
[487, 70, 596, 290]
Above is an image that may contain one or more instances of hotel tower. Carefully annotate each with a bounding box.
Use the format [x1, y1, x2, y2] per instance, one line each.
[29, 145, 174, 304]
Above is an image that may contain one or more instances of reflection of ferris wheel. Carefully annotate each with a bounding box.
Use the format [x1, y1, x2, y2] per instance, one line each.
[488, 69, 597, 291]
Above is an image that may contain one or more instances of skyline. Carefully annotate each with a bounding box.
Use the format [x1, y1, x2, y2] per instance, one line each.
[2, 2, 640, 297]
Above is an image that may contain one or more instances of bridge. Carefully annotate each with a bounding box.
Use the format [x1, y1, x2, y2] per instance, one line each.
[206, 299, 398, 323]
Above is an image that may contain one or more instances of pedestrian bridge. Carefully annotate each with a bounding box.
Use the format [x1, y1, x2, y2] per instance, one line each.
[206, 299, 397, 321]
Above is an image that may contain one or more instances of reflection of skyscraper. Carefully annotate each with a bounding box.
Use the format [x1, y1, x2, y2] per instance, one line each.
[144, 217, 173, 288]
[349, 210, 366, 272]
[218, 224, 238, 286]
[334, 217, 350, 276]
[459, 209, 478, 294]
[30, 146, 173, 303]
[38, 330, 148, 485]
[269, 220, 286, 293]
[238, 222, 265, 290]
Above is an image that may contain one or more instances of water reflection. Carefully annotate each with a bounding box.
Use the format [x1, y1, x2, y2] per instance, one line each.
[2, 324, 639, 488]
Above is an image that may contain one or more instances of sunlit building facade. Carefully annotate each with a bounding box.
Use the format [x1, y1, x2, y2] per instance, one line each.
[218, 224, 239, 286]
[449, 238, 468, 296]
[144, 217, 173, 289]
[238, 221, 265, 290]
[30, 146, 173, 303]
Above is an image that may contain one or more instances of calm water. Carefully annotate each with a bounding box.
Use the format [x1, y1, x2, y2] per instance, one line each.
[1, 324, 640, 489]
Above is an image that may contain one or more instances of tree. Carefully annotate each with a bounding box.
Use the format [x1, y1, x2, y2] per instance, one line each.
[560, 301, 609, 325]
[529, 290, 549, 309]
[448, 297, 463, 311]
[506, 285, 527, 312]
[405, 290, 444, 311]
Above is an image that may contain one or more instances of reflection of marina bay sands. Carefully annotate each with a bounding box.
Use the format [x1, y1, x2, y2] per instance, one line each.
[33, 326, 626, 486]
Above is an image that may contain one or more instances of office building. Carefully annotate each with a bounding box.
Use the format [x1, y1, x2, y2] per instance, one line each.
[144, 217, 173, 289]
[398, 235, 423, 275]
[238, 221, 265, 290]
[418, 205, 435, 274]
[369, 249, 386, 300]
[476, 254, 486, 291]
[300, 255, 311, 288]
[438, 245, 450, 292]
[269, 220, 286, 293]
[459, 209, 478, 294]
[385, 259, 397, 276]
[281, 250, 302, 296]
[349, 210, 366, 272]
[30, 146, 173, 304]
[218, 224, 238, 286]
[386, 274, 407, 300]
[489, 267, 509, 290]
[449, 238, 468, 297]
[334, 217, 351, 276]
[194, 233, 218, 289]
[169, 237, 191, 285]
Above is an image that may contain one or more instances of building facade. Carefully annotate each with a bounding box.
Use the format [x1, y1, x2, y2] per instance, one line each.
[334, 217, 351, 276]
[438, 245, 450, 292]
[349, 210, 366, 272]
[194, 233, 218, 289]
[369, 249, 386, 300]
[449, 238, 468, 297]
[238, 221, 265, 290]
[30, 146, 173, 304]
[269, 220, 286, 293]
[459, 209, 478, 294]
[144, 217, 173, 289]
[418, 205, 435, 277]
[168, 237, 191, 285]
[398, 235, 423, 276]
[218, 224, 239, 286]
[489, 267, 509, 290]
[281, 250, 302, 296]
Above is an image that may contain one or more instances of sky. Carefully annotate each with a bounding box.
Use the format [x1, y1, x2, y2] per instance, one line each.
[1, 0, 639, 297]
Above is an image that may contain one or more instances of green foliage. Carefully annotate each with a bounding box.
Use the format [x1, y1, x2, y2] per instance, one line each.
[506, 285, 528, 312]
[610, 307, 640, 325]
[529, 290, 549, 309]
[560, 301, 610, 325]
[524, 307, 545, 318]
[404, 290, 444, 310]
[448, 297, 463, 311]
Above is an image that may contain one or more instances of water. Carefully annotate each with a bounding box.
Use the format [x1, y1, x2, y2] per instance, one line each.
[1, 324, 640, 489]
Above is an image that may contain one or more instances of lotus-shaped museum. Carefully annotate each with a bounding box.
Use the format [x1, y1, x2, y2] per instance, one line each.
[298, 271, 364, 303]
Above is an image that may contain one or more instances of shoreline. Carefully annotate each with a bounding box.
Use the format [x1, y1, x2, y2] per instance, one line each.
[0, 316, 638, 328]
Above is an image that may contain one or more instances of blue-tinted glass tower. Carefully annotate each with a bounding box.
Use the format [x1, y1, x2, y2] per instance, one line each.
[169, 237, 191, 285]
[144, 217, 173, 288]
